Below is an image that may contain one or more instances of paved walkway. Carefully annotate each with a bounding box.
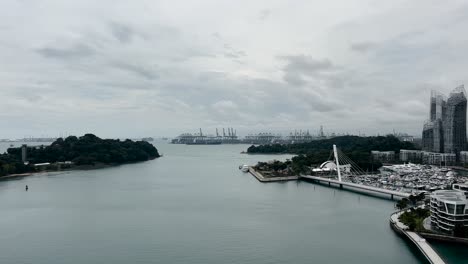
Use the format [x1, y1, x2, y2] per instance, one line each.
[406, 231, 446, 264]
[390, 210, 446, 264]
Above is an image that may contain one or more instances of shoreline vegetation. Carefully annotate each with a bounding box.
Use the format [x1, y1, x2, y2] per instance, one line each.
[247, 135, 418, 175]
[0, 134, 160, 178]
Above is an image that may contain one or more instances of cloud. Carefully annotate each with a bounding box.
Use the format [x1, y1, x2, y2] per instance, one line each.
[109, 22, 135, 43]
[281, 56, 331, 86]
[258, 9, 271, 20]
[36, 43, 95, 59]
[350, 41, 377, 52]
[112, 61, 159, 81]
[279, 55, 333, 73]
[224, 49, 246, 59]
[1, 0, 468, 138]
[278, 55, 342, 88]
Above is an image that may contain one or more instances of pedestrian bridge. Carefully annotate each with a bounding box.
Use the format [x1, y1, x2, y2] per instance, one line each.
[302, 145, 411, 199]
[300, 175, 410, 199]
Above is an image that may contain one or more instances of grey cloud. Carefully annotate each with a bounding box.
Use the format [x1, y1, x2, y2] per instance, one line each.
[308, 98, 336, 112]
[109, 22, 135, 43]
[212, 32, 221, 40]
[224, 50, 246, 59]
[278, 55, 338, 86]
[372, 38, 444, 67]
[4, 1, 468, 138]
[223, 44, 246, 60]
[36, 43, 95, 59]
[279, 55, 333, 73]
[212, 35, 247, 60]
[350, 41, 378, 52]
[259, 9, 271, 20]
[283, 71, 307, 86]
[112, 62, 159, 81]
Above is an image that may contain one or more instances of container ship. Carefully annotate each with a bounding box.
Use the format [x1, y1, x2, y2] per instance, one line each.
[172, 128, 239, 145]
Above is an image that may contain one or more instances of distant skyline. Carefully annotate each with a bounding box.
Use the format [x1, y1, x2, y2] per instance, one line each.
[4, 127, 408, 140]
[2, 0, 468, 138]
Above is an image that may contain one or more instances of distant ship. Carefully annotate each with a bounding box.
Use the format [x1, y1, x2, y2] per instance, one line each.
[186, 139, 222, 145]
[172, 128, 232, 145]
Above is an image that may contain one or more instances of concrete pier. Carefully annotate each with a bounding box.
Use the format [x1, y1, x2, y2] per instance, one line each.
[248, 167, 298, 182]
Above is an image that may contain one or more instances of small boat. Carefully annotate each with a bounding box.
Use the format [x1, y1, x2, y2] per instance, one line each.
[239, 165, 250, 172]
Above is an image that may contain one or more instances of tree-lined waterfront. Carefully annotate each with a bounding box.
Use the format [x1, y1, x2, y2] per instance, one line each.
[247, 135, 418, 173]
[0, 134, 159, 176]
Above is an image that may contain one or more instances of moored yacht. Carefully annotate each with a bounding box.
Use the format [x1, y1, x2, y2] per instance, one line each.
[239, 165, 250, 172]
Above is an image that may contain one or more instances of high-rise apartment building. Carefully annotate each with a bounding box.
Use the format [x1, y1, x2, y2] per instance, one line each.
[422, 85, 467, 160]
[443, 86, 467, 155]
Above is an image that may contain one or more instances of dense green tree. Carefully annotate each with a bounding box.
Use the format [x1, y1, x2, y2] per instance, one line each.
[396, 198, 409, 210]
[399, 208, 430, 232]
[0, 134, 160, 176]
[248, 135, 417, 172]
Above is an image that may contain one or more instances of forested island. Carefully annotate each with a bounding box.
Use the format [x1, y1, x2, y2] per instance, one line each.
[248, 135, 418, 174]
[0, 134, 160, 177]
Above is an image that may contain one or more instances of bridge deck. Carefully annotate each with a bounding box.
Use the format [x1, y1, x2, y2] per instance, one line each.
[300, 175, 410, 198]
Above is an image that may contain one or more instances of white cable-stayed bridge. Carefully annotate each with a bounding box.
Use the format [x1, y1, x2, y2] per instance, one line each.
[300, 145, 411, 199]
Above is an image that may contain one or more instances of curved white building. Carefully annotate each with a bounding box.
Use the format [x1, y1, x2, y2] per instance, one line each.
[430, 187, 468, 233]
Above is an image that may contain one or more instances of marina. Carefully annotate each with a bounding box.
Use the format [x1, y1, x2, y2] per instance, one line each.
[342, 163, 460, 194]
[250, 145, 464, 197]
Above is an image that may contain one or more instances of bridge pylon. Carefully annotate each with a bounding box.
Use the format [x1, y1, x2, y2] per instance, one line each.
[333, 144, 342, 182]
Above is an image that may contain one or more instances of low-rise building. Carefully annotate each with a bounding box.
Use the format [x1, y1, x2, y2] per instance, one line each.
[430, 189, 468, 233]
[422, 152, 456, 166]
[453, 183, 468, 198]
[399, 149, 423, 163]
[371, 151, 395, 163]
[460, 151, 468, 165]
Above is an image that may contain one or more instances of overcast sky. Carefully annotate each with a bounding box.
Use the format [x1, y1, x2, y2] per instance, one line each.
[1, 0, 468, 138]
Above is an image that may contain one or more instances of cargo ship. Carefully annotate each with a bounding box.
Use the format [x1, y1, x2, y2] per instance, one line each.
[172, 128, 238, 145]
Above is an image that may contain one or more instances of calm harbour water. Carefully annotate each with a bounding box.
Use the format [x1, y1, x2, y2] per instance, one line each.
[0, 141, 465, 264]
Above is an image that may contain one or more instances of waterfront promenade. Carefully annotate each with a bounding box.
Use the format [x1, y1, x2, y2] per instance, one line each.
[300, 175, 410, 199]
[248, 167, 299, 182]
[390, 210, 446, 264]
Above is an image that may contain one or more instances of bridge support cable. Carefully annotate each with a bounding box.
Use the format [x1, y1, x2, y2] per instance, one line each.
[338, 152, 368, 177]
[332, 146, 368, 178]
[337, 152, 367, 176]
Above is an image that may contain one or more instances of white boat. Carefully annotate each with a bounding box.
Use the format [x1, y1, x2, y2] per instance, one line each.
[239, 165, 250, 172]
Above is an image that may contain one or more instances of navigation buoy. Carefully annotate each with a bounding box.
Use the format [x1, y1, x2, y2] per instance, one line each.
[25, 185, 28, 191]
